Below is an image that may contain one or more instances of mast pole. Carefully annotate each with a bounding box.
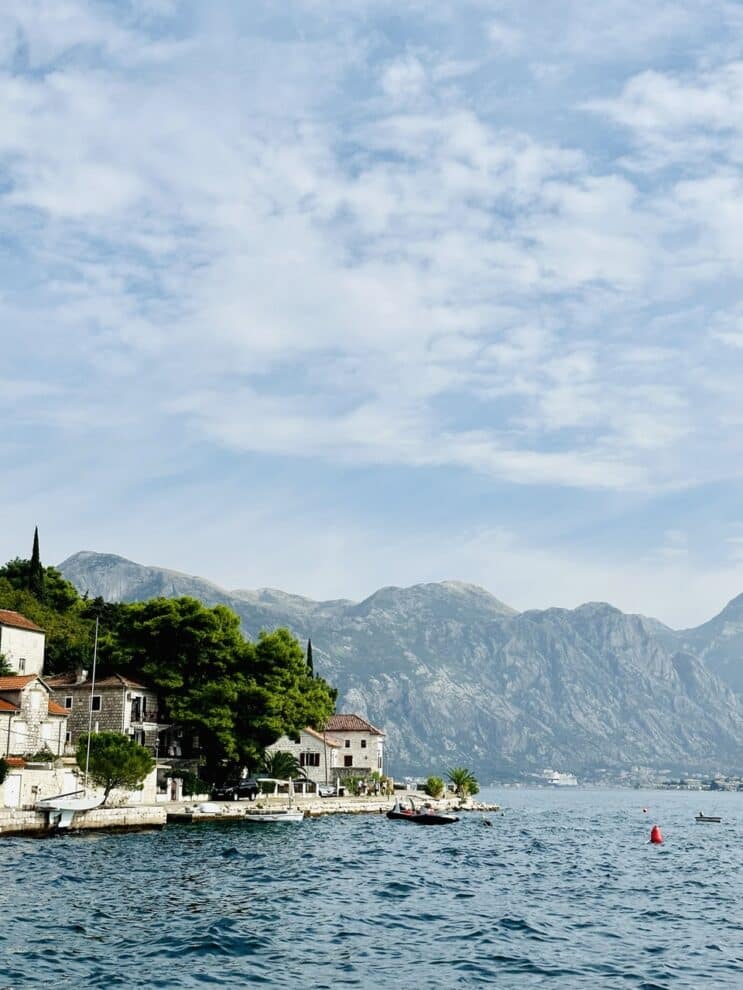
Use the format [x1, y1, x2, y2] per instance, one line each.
[83, 616, 99, 792]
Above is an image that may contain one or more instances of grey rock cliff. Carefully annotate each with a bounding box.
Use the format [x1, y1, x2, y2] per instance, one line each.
[59, 552, 743, 779]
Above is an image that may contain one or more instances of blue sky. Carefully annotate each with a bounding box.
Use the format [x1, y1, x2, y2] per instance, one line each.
[2, 0, 743, 626]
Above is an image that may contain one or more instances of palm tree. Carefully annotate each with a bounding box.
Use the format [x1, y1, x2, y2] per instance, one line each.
[261, 750, 301, 780]
[447, 767, 479, 798]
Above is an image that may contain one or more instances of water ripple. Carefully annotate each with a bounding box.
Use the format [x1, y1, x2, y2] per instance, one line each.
[1, 788, 743, 988]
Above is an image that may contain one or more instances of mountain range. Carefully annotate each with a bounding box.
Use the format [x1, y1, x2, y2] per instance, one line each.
[59, 551, 743, 779]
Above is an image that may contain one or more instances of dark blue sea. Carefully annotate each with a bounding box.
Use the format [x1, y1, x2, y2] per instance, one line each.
[2, 788, 742, 988]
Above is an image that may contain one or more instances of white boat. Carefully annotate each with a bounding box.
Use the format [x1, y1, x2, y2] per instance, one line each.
[243, 777, 304, 822]
[37, 618, 104, 828]
[37, 790, 103, 829]
[243, 811, 304, 823]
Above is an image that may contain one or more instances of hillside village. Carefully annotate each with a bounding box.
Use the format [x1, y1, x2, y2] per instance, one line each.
[0, 605, 387, 814]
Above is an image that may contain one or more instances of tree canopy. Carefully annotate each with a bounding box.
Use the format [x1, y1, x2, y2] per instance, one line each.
[78, 731, 154, 803]
[446, 767, 480, 798]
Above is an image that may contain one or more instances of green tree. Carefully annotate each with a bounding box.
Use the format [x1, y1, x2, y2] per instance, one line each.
[261, 750, 301, 779]
[78, 732, 154, 804]
[0, 560, 78, 611]
[0, 653, 12, 676]
[447, 767, 479, 798]
[306, 638, 314, 676]
[235, 627, 336, 769]
[112, 597, 249, 769]
[29, 527, 45, 602]
[0, 757, 8, 785]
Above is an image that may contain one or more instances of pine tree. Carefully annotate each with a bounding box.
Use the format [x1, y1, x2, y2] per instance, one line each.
[29, 526, 45, 602]
[306, 638, 314, 676]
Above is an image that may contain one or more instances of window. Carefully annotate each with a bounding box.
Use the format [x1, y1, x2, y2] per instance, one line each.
[65, 731, 71, 744]
[300, 752, 320, 768]
[360, 739, 367, 749]
[18, 658, 26, 673]
[344, 755, 353, 767]
[344, 739, 351, 748]
[91, 696, 102, 712]
[64, 697, 73, 710]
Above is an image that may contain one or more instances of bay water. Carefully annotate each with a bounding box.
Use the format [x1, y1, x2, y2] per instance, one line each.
[1, 787, 741, 988]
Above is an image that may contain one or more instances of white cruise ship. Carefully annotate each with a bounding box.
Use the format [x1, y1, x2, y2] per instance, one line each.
[543, 769, 578, 787]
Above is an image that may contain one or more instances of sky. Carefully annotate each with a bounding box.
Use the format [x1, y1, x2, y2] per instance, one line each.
[2, 0, 743, 627]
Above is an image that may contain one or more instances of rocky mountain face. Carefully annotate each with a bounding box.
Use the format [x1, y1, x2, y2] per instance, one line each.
[59, 552, 743, 779]
[675, 594, 743, 695]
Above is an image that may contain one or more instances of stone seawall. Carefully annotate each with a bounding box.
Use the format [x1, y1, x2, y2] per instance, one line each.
[0, 796, 498, 837]
[0, 805, 166, 837]
[167, 795, 499, 823]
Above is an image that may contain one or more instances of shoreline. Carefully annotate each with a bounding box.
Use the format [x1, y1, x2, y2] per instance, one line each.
[0, 795, 500, 838]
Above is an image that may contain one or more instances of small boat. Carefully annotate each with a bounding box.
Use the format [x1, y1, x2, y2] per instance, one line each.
[243, 777, 304, 822]
[37, 790, 103, 829]
[386, 798, 459, 826]
[244, 811, 304, 823]
[695, 813, 722, 823]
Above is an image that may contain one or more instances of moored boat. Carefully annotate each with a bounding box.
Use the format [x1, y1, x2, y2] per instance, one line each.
[386, 798, 459, 826]
[695, 813, 722, 823]
[244, 810, 304, 823]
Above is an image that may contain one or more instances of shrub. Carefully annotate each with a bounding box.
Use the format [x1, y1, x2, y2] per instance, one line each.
[424, 775, 445, 798]
[27, 747, 56, 763]
[179, 771, 209, 797]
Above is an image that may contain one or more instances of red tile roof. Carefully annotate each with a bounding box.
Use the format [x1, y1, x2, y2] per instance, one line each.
[0, 609, 44, 633]
[47, 701, 69, 717]
[0, 674, 38, 691]
[4, 756, 25, 767]
[0, 698, 18, 713]
[304, 726, 341, 747]
[325, 714, 385, 735]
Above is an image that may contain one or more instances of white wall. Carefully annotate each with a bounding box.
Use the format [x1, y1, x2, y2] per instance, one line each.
[264, 731, 340, 784]
[0, 764, 159, 808]
[0, 626, 45, 676]
[325, 731, 384, 774]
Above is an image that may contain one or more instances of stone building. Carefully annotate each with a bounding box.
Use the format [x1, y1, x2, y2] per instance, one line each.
[46, 673, 165, 754]
[324, 714, 385, 777]
[0, 674, 68, 757]
[0, 610, 45, 676]
[266, 715, 385, 785]
[264, 726, 342, 785]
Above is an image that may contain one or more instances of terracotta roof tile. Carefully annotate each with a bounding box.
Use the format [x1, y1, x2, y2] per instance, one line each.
[4, 756, 25, 767]
[0, 610, 44, 633]
[303, 726, 341, 746]
[0, 698, 18, 713]
[0, 674, 38, 691]
[47, 701, 69, 717]
[325, 714, 385, 735]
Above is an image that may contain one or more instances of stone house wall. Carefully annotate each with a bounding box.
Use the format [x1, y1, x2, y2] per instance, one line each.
[0, 626, 44, 676]
[50, 681, 161, 752]
[0, 682, 67, 756]
[325, 730, 384, 775]
[264, 730, 340, 784]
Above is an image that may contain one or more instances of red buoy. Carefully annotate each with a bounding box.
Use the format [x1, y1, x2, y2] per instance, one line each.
[650, 824, 663, 844]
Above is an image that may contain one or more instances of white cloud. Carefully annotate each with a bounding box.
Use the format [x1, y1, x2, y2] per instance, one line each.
[3, 0, 743, 616]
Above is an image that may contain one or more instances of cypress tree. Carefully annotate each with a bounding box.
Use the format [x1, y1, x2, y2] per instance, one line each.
[306, 638, 314, 676]
[29, 526, 45, 601]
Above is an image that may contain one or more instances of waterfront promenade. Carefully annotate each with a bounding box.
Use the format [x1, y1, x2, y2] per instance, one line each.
[0, 793, 499, 837]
